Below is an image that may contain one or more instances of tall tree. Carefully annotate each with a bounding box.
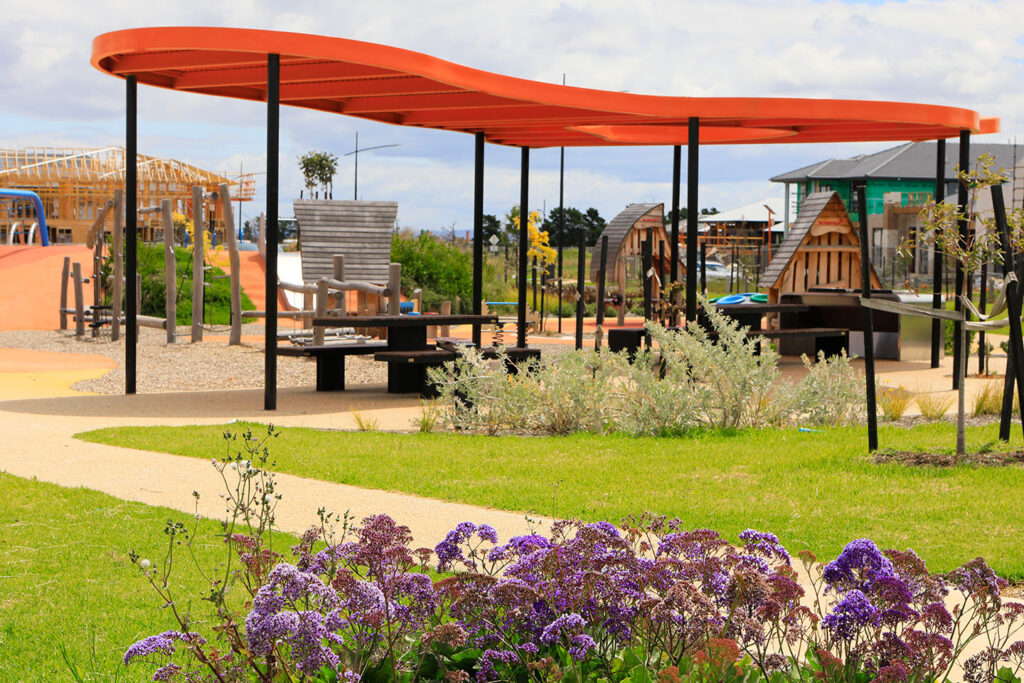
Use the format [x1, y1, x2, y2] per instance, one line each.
[297, 151, 338, 199]
[542, 207, 586, 247]
[482, 213, 502, 244]
[581, 207, 607, 246]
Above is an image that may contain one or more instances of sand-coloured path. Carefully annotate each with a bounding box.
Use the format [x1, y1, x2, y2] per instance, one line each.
[0, 347, 547, 547]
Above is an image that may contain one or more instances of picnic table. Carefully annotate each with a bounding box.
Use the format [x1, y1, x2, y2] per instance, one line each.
[313, 314, 498, 395]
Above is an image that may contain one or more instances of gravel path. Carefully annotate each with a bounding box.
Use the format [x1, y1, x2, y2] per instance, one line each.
[0, 326, 385, 394]
[0, 327, 576, 396]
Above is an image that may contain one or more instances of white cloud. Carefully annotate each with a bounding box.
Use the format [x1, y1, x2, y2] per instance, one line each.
[2, 0, 1023, 230]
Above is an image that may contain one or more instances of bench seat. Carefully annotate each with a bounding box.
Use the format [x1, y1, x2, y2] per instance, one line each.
[277, 341, 386, 391]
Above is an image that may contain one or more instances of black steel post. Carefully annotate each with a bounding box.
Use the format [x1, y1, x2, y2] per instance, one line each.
[700, 242, 707, 294]
[686, 119, 699, 322]
[671, 145, 681, 283]
[658, 239, 665, 322]
[729, 244, 736, 294]
[576, 225, 585, 349]
[125, 75, 137, 395]
[953, 131, 970, 389]
[992, 185, 1024, 440]
[472, 132, 484, 347]
[642, 237, 652, 320]
[857, 185, 878, 451]
[265, 54, 280, 411]
[517, 147, 529, 348]
[595, 235, 608, 351]
[931, 139, 945, 368]
[557, 146, 565, 333]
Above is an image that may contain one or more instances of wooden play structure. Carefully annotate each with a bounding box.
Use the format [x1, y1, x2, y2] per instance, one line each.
[0, 146, 255, 245]
[589, 203, 673, 324]
[758, 191, 882, 303]
[59, 183, 244, 344]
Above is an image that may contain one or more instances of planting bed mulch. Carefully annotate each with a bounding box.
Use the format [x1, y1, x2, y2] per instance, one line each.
[873, 449, 1024, 467]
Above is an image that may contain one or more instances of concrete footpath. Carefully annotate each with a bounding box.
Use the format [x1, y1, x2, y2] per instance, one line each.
[0, 347, 547, 546]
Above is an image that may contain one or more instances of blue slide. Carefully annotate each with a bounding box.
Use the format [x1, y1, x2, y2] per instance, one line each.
[0, 189, 49, 246]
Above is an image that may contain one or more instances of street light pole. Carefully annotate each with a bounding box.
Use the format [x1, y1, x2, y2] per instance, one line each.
[344, 131, 399, 200]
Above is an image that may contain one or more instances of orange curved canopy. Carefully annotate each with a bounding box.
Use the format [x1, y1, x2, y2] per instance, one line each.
[92, 27, 999, 148]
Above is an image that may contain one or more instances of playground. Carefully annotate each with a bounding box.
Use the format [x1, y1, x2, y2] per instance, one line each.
[4, 23, 1024, 683]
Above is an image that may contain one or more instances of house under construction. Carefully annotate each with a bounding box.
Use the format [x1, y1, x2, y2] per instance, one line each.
[0, 146, 255, 244]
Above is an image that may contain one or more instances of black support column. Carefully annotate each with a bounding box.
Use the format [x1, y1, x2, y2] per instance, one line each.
[952, 131, 969, 389]
[472, 132, 484, 347]
[557, 146, 565, 334]
[671, 145, 681, 283]
[685, 118, 699, 322]
[265, 54, 280, 411]
[517, 147, 529, 348]
[857, 185, 878, 452]
[125, 75, 137, 395]
[930, 139, 945, 368]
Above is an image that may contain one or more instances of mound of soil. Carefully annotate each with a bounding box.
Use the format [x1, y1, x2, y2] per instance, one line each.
[873, 450, 1024, 467]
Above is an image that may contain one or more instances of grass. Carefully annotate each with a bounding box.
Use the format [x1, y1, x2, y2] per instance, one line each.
[78, 421, 1024, 579]
[916, 391, 955, 420]
[878, 385, 913, 421]
[0, 472, 296, 679]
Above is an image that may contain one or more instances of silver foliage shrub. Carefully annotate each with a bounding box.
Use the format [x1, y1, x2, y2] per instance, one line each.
[429, 294, 864, 435]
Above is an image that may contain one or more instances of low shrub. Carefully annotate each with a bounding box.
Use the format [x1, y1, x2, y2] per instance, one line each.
[916, 391, 955, 420]
[429, 295, 864, 436]
[974, 380, 1005, 416]
[122, 438, 1024, 683]
[878, 385, 913, 421]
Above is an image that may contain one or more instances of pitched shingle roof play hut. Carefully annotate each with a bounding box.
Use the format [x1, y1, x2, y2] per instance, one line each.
[588, 203, 670, 282]
[758, 191, 881, 303]
[588, 203, 672, 324]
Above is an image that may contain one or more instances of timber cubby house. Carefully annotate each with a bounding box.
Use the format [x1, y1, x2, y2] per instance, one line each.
[759, 191, 881, 303]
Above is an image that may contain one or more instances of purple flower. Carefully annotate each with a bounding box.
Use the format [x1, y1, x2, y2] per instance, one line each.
[477, 524, 499, 544]
[569, 633, 597, 660]
[541, 612, 586, 644]
[822, 590, 879, 641]
[152, 662, 182, 681]
[586, 521, 620, 538]
[476, 649, 519, 682]
[487, 534, 550, 562]
[823, 539, 895, 591]
[123, 631, 205, 666]
[436, 522, 499, 572]
[739, 529, 790, 563]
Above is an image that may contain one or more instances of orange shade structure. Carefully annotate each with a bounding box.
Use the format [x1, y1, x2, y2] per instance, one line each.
[92, 27, 998, 149]
[90, 26, 1000, 411]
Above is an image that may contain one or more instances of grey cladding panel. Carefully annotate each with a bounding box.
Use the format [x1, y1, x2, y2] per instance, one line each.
[294, 199, 398, 284]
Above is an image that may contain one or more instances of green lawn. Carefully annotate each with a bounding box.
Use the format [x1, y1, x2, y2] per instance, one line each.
[78, 421, 1024, 579]
[0, 472, 294, 680]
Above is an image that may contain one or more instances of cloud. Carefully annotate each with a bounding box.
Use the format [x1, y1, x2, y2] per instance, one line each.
[1, 0, 1022, 231]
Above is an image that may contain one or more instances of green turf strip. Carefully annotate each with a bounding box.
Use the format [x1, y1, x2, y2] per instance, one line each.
[77, 421, 1024, 580]
[0, 472, 295, 679]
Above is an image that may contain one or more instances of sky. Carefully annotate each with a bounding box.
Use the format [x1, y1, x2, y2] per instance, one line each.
[3, 0, 1024, 234]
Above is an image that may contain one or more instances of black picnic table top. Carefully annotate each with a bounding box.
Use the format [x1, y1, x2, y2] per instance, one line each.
[313, 314, 498, 328]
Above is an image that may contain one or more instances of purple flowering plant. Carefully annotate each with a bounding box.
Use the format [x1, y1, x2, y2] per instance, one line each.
[122, 434, 1024, 683]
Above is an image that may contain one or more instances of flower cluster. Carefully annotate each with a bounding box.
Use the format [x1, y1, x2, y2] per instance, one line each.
[125, 510, 1024, 683]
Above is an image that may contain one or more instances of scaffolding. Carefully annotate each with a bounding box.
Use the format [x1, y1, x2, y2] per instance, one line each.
[0, 146, 255, 244]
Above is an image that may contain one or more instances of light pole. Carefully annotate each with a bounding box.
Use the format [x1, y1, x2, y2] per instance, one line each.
[344, 131, 399, 200]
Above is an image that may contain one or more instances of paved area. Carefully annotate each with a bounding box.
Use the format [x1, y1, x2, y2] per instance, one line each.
[0, 346, 550, 546]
